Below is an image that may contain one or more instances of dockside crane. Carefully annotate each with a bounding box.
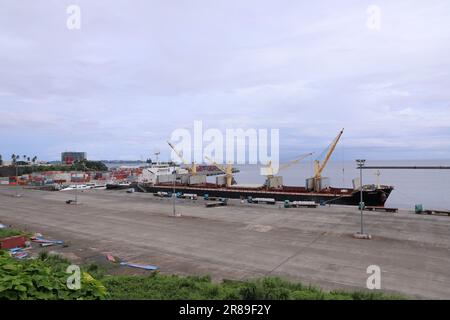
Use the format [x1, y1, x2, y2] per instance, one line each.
[204, 156, 234, 187]
[167, 141, 197, 175]
[262, 152, 313, 189]
[264, 152, 314, 178]
[308, 128, 344, 191]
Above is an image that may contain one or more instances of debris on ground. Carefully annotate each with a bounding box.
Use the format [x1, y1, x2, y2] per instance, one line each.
[104, 252, 159, 271]
[119, 262, 159, 271]
[8, 247, 29, 260]
[40, 242, 55, 247]
[0, 235, 28, 250]
[105, 254, 117, 262]
[31, 235, 64, 245]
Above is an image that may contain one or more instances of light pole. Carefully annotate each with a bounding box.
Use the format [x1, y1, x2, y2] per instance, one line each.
[172, 168, 176, 216]
[75, 182, 78, 204]
[15, 161, 19, 197]
[356, 159, 366, 235]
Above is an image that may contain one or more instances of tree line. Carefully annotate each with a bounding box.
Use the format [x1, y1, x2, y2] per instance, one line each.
[0, 154, 108, 173]
[0, 154, 38, 166]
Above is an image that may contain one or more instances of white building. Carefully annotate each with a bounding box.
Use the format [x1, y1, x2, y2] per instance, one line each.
[138, 164, 188, 184]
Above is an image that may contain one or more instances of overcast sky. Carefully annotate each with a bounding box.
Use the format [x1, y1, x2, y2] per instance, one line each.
[1, 0, 449, 161]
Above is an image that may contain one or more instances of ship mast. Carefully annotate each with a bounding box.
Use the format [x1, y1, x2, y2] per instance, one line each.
[309, 128, 344, 191]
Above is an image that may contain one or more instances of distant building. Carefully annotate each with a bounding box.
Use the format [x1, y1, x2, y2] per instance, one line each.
[61, 152, 87, 165]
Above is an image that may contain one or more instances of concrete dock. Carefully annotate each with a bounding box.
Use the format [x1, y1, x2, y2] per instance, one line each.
[1, 187, 449, 299]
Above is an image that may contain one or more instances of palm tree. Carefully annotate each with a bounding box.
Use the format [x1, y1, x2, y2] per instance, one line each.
[29, 156, 37, 174]
[11, 154, 20, 196]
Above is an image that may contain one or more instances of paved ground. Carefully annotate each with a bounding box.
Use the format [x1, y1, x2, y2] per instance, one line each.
[1, 186, 449, 299]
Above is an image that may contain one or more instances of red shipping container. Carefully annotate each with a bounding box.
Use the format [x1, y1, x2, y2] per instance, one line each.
[0, 235, 27, 249]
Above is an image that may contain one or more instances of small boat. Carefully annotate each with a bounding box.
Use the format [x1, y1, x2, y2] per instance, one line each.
[86, 183, 107, 190]
[60, 184, 91, 191]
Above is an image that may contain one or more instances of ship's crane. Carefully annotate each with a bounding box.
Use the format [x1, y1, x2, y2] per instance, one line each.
[308, 128, 344, 191]
[264, 153, 313, 179]
[204, 155, 234, 187]
[167, 141, 197, 175]
[313, 128, 344, 179]
[262, 152, 313, 189]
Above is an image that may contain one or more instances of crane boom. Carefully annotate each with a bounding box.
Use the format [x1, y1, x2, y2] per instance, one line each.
[314, 128, 344, 179]
[167, 141, 197, 174]
[264, 152, 313, 178]
[167, 141, 188, 165]
[204, 156, 233, 187]
[279, 152, 314, 171]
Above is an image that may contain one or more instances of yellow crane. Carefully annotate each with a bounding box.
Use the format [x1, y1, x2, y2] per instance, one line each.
[167, 141, 197, 175]
[264, 153, 313, 178]
[308, 128, 344, 191]
[313, 128, 344, 179]
[204, 155, 234, 187]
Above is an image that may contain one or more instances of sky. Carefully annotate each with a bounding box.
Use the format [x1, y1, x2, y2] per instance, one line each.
[1, 0, 450, 162]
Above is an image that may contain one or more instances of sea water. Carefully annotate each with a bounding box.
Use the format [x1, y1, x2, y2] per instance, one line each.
[232, 160, 450, 210]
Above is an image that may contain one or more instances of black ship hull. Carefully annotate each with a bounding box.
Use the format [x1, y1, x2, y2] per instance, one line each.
[106, 183, 132, 190]
[134, 184, 393, 207]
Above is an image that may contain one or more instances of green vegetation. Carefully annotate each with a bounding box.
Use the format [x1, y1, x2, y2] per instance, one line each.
[0, 230, 405, 300]
[9, 154, 37, 165]
[71, 160, 108, 172]
[0, 228, 25, 239]
[16, 160, 108, 174]
[101, 273, 405, 300]
[0, 248, 406, 300]
[0, 251, 106, 300]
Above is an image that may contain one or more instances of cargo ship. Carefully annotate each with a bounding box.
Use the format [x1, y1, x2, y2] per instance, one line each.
[134, 182, 393, 206]
[115, 129, 394, 207]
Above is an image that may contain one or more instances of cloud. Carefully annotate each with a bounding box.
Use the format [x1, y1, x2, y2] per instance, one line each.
[0, 0, 450, 160]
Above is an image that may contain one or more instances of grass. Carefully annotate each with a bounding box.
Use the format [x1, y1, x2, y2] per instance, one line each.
[1, 250, 407, 300]
[37, 251, 71, 271]
[0, 227, 408, 300]
[100, 273, 406, 300]
[0, 228, 26, 239]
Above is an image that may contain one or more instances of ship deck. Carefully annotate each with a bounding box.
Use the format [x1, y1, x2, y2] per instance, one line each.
[154, 182, 357, 197]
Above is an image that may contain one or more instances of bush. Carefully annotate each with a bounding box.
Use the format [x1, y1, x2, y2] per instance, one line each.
[101, 273, 406, 300]
[0, 251, 107, 300]
[0, 250, 406, 300]
[15, 160, 108, 175]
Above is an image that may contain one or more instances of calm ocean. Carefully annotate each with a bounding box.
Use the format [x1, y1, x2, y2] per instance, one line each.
[107, 160, 450, 210]
[231, 160, 450, 210]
